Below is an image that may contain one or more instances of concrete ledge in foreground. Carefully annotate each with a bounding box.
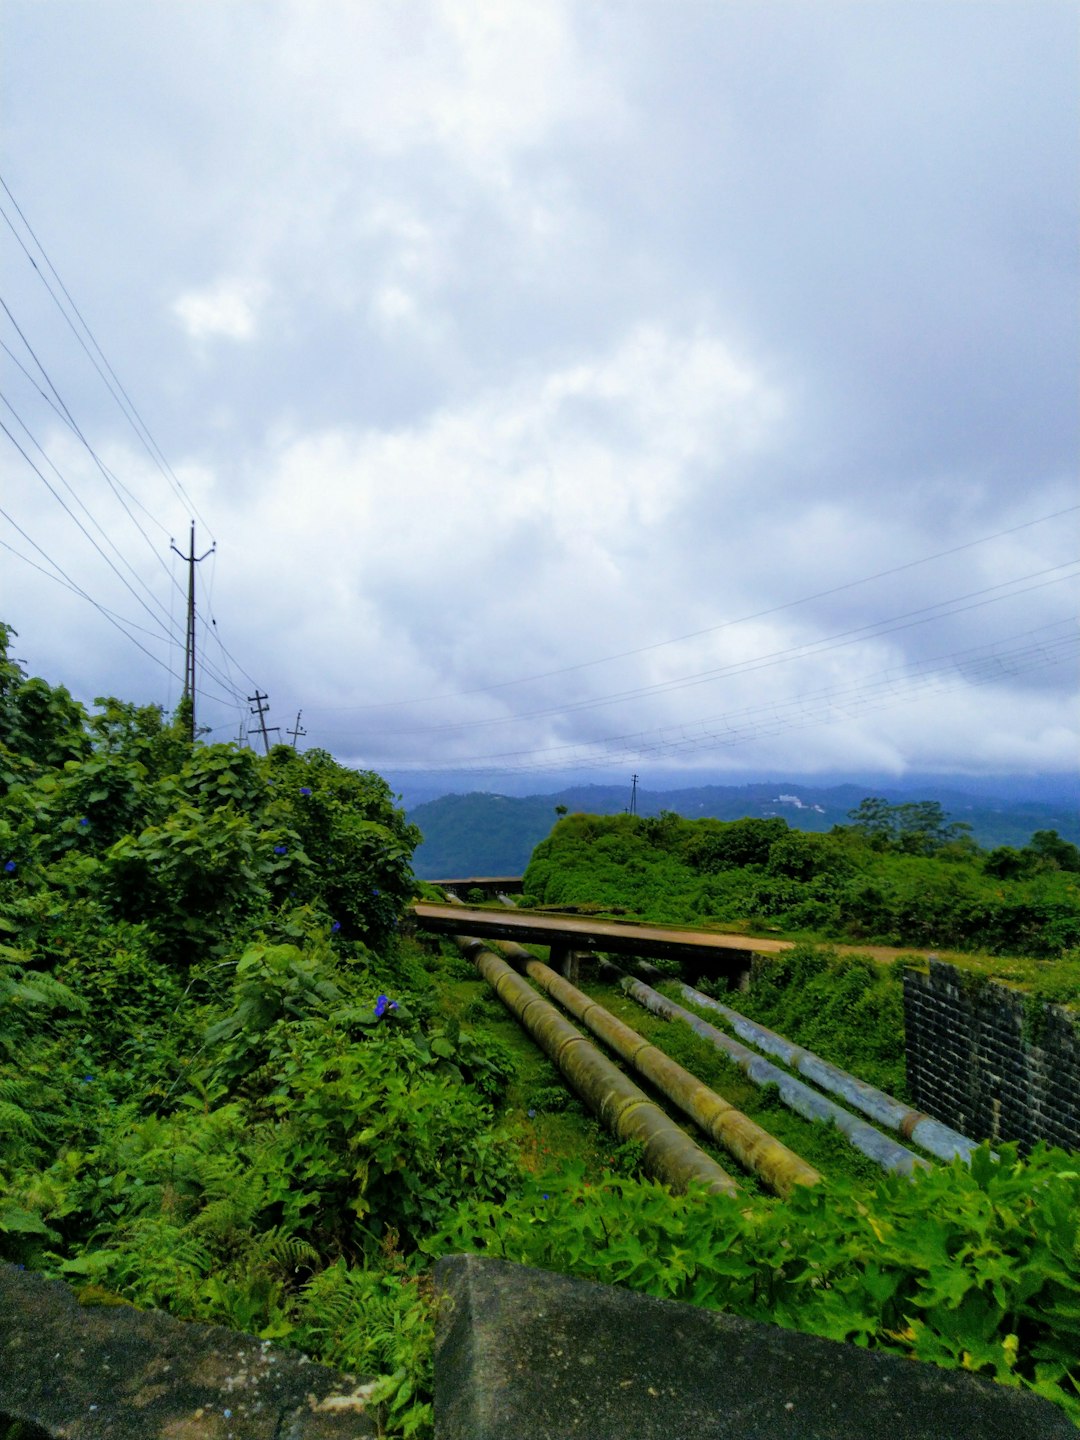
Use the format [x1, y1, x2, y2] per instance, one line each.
[434, 1254, 1073, 1440]
[0, 1262, 377, 1438]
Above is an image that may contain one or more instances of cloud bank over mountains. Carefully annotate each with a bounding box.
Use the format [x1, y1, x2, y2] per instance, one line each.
[1, 1, 1076, 780]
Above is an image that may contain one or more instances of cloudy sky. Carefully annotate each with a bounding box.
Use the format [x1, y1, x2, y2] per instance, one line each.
[1, 1, 1077, 792]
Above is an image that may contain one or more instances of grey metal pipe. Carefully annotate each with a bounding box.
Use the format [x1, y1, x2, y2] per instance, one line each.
[453, 935, 739, 1197]
[678, 984, 978, 1164]
[622, 977, 931, 1178]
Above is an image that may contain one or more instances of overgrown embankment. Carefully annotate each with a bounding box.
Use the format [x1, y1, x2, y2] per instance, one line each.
[523, 808, 1080, 963]
[2, 627, 1079, 1433]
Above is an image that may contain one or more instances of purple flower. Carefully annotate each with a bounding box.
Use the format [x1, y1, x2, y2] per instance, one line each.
[273, 845, 288, 855]
[3, 860, 15, 874]
[299, 787, 312, 796]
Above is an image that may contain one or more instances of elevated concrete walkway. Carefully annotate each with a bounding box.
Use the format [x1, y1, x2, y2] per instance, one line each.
[412, 901, 789, 981]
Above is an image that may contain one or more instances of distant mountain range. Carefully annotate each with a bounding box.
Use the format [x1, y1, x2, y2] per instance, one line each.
[408, 781, 1080, 879]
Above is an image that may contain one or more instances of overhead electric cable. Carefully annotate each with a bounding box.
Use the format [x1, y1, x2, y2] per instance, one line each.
[391, 619, 1078, 775]
[1, 405, 246, 704]
[0, 389, 182, 629]
[1, 335, 171, 538]
[0, 294, 190, 600]
[0, 413, 186, 640]
[305, 503, 1080, 714]
[0, 536, 193, 644]
[0, 502, 185, 678]
[345, 560, 1080, 738]
[0, 177, 213, 534]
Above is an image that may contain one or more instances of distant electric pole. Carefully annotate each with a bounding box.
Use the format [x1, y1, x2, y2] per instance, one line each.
[247, 691, 279, 755]
[287, 710, 306, 749]
[629, 773, 639, 816]
[170, 521, 215, 742]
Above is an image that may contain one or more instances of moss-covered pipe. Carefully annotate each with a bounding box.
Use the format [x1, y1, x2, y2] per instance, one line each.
[623, 977, 931, 1178]
[677, 984, 979, 1164]
[493, 939, 819, 1196]
[452, 935, 738, 1197]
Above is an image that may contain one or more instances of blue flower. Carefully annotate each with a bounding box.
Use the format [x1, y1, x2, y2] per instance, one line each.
[372, 887, 380, 896]
[273, 845, 288, 855]
[299, 787, 312, 796]
[3, 860, 15, 874]
[81, 1074, 94, 1084]
[331, 921, 341, 933]
[374, 994, 399, 1019]
[78, 817, 90, 827]
[527, 1109, 536, 1119]
[542, 1193, 550, 1201]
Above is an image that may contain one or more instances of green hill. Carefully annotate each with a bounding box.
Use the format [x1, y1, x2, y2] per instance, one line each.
[410, 783, 1080, 879]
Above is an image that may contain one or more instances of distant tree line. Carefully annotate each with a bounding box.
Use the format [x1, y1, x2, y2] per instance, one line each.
[522, 801, 1080, 958]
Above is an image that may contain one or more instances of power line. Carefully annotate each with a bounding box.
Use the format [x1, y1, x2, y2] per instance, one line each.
[390, 619, 1078, 775]
[340, 560, 1080, 740]
[0, 535, 178, 642]
[0, 412, 184, 641]
[0, 336, 171, 538]
[0, 517, 245, 711]
[305, 503, 1080, 715]
[0, 293, 190, 604]
[0, 388, 183, 634]
[0, 183, 260, 720]
[0, 176, 213, 535]
[2, 316, 249, 707]
[0, 501, 183, 679]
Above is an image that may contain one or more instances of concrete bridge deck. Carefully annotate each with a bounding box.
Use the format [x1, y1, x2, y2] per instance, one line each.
[411, 901, 791, 972]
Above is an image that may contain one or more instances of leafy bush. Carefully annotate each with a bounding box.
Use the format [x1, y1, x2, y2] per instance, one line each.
[430, 1144, 1080, 1423]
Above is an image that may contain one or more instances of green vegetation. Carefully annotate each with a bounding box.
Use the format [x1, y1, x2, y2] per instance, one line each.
[524, 808, 1080, 966]
[2, 627, 1079, 1430]
[410, 785, 1080, 881]
[432, 1144, 1080, 1420]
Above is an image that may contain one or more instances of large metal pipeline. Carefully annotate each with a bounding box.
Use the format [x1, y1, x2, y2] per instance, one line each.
[453, 935, 739, 1197]
[492, 939, 819, 1197]
[623, 977, 931, 1178]
[677, 984, 978, 1164]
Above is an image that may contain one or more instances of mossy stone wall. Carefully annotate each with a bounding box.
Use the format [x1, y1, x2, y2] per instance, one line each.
[904, 959, 1080, 1152]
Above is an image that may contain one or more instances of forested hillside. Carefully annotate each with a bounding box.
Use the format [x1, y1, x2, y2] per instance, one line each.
[523, 807, 1080, 966]
[3, 627, 1079, 1433]
[410, 783, 1080, 879]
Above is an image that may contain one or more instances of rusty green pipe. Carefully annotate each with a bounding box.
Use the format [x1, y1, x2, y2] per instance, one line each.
[452, 935, 738, 1197]
[492, 940, 819, 1196]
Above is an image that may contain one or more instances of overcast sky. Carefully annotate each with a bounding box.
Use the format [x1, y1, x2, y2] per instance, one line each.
[1, 1, 1077, 792]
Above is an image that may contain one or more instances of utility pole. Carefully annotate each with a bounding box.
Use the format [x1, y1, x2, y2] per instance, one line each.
[170, 521, 215, 743]
[630, 773, 639, 816]
[287, 710, 306, 749]
[247, 691, 279, 755]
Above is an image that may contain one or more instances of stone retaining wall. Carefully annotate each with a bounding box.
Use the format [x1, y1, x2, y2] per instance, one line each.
[903, 959, 1080, 1152]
